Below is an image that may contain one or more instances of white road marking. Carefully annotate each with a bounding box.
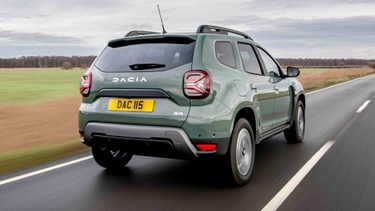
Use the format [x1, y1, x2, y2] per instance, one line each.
[356, 100, 371, 113]
[0, 156, 93, 186]
[306, 74, 375, 96]
[262, 140, 335, 211]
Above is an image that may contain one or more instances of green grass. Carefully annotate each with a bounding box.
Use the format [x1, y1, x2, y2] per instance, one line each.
[0, 69, 86, 106]
[0, 140, 89, 175]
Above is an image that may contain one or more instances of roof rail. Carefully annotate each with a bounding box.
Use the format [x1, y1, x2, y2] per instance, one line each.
[196, 25, 253, 40]
[125, 30, 160, 37]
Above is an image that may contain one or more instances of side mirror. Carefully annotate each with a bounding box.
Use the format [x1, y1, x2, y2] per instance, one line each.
[287, 66, 300, 77]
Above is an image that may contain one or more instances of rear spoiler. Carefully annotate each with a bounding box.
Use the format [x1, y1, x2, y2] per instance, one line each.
[108, 36, 196, 48]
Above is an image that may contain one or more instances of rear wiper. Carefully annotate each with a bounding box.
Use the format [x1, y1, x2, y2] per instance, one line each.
[129, 63, 166, 70]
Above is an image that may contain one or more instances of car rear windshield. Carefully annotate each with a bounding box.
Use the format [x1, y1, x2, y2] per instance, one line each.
[95, 37, 196, 72]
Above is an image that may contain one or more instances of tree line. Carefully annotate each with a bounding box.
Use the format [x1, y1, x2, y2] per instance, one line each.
[0, 56, 374, 68]
[0, 56, 97, 68]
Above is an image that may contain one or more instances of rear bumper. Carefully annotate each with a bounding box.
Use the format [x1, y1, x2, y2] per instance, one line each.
[82, 123, 230, 158]
[84, 122, 198, 157]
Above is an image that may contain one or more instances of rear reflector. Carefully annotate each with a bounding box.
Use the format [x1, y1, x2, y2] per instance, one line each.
[196, 144, 217, 152]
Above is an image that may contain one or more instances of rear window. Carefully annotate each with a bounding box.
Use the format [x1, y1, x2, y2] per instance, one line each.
[95, 38, 195, 72]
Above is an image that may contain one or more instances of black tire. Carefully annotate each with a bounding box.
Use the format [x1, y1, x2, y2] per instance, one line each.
[228, 118, 255, 186]
[284, 101, 305, 143]
[92, 146, 133, 170]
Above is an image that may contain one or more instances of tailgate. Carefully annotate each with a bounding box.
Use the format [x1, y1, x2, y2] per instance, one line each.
[80, 36, 196, 128]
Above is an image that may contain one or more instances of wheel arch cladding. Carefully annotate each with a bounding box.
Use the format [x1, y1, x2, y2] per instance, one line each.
[233, 107, 257, 141]
[298, 94, 306, 108]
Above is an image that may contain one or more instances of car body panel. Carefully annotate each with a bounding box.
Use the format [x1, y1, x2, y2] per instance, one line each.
[78, 62, 193, 131]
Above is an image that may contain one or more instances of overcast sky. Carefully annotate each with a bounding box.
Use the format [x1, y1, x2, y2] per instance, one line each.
[0, 0, 374, 59]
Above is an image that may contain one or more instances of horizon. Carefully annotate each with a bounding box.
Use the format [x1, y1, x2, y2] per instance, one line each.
[0, 0, 374, 59]
[1, 55, 375, 60]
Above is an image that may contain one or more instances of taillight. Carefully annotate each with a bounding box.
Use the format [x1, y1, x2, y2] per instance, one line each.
[183, 70, 210, 99]
[80, 72, 92, 97]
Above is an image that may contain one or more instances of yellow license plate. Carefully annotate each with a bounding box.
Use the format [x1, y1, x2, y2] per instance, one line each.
[108, 99, 154, 112]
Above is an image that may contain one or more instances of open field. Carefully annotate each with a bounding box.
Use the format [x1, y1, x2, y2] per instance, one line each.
[0, 97, 82, 153]
[0, 67, 374, 175]
[298, 66, 375, 92]
[0, 68, 89, 174]
[0, 68, 86, 106]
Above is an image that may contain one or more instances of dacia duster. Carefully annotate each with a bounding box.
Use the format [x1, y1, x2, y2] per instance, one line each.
[78, 25, 305, 186]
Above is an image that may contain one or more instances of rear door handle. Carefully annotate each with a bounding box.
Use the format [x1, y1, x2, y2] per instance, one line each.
[274, 86, 279, 91]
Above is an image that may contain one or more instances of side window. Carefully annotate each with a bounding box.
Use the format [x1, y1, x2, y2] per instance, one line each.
[215, 42, 236, 68]
[237, 43, 263, 75]
[258, 48, 281, 77]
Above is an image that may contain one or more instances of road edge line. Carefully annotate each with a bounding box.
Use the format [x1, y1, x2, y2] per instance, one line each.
[0, 155, 93, 186]
[261, 140, 335, 211]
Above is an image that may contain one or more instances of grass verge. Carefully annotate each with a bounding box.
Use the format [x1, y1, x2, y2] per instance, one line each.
[0, 140, 89, 175]
[298, 66, 375, 92]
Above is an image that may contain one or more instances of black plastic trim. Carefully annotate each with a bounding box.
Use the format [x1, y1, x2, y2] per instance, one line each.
[97, 89, 171, 98]
[109, 37, 195, 48]
[92, 135, 180, 159]
[84, 123, 198, 157]
[258, 124, 290, 143]
[197, 25, 253, 40]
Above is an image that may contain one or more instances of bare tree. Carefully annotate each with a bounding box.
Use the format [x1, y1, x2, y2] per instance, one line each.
[80, 63, 88, 69]
[61, 61, 73, 70]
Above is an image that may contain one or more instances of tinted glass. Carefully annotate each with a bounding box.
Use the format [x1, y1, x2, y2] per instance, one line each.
[95, 41, 195, 72]
[238, 43, 262, 75]
[215, 42, 236, 68]
[258, 48, 280, 77]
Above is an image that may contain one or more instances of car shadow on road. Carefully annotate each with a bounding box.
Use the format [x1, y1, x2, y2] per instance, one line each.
[94, 134, 303, 189]
[82, 134, 307, 210]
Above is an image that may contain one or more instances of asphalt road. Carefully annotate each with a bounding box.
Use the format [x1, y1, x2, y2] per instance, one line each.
[1, 74, 375, 211]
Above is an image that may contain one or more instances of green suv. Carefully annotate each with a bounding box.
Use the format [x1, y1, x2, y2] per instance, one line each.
[78, 25, 305, 186]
